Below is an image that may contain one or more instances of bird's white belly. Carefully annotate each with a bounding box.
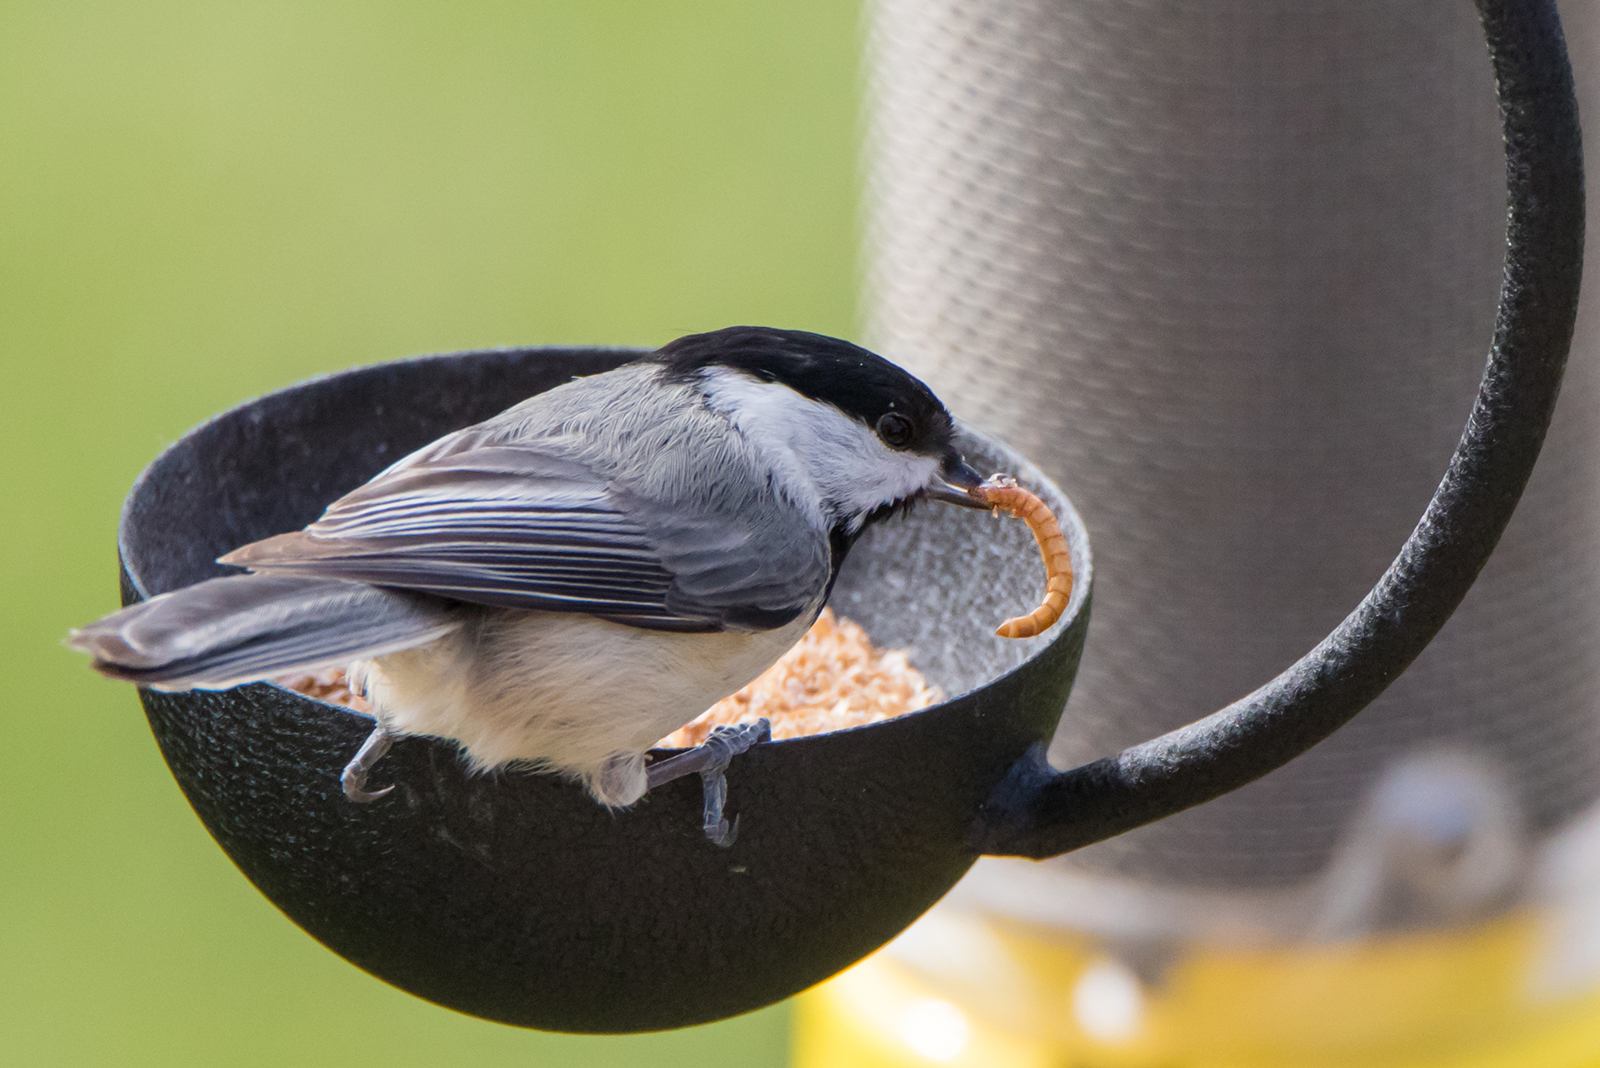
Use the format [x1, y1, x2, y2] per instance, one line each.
[350, 608, 813, 806]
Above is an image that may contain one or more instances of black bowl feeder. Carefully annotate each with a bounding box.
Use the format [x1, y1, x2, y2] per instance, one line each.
[122, 346, 1091, 1032]
[112, 0, 1579, 1036]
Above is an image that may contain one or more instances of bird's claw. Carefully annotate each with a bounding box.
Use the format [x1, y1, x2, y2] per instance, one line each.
[697, 721, 767, 848]
[649, 719, 770, 847]
[708, 813, 740, 848]
[341, 725, 395, 802]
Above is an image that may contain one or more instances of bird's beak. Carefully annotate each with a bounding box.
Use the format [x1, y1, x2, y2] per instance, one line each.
[922, 458, 991, 510]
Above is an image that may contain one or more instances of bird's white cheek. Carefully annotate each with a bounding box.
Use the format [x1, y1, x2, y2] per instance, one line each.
[832, 446, 941, 519]
[698, 367, 942, 519]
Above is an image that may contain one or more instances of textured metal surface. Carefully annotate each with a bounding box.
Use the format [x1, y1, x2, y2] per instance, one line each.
[868, 0, 1600, 884]
[117, 346, 1091, 1032]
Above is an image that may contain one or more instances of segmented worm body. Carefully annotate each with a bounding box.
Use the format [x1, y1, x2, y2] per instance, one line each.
[977, 478, 1074, 638]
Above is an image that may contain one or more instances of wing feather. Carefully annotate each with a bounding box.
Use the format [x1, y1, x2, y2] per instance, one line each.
[221, 369, 831, 631]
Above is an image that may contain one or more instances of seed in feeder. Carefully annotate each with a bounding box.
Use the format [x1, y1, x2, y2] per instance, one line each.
[658, 608, 942, 747]
[275, 665, 372, 713]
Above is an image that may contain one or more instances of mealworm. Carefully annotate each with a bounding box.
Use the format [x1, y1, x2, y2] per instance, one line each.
[977, 478, 1074, 638]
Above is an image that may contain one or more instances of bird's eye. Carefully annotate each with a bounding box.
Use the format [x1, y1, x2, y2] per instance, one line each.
[876, 412, 915, 448]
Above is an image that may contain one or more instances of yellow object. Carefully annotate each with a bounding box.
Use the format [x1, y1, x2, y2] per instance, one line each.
[793, 910, 1600, 1068]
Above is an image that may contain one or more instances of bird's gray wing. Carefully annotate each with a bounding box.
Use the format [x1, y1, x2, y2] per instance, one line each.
[222, 439, 829, 633]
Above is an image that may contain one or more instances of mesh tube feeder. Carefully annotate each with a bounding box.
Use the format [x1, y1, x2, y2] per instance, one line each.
[970, 0, 1583, 859]
[112, 0, 1579, 1034]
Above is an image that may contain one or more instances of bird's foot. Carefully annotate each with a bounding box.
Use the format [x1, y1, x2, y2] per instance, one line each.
[647, 719, 771, 847]
[342, 725, 395, 802]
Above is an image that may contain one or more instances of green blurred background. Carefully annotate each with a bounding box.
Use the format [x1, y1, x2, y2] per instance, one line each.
[0, 1, 861, 1063]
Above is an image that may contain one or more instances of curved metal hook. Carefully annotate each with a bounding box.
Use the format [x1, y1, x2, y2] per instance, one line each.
[974, 0, 1586, 858]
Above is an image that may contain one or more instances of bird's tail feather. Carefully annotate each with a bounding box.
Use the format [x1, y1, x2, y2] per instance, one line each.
[67, 574, 460, 690]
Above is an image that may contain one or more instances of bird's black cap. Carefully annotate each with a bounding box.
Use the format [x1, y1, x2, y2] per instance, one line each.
[652, 326, 955, 456]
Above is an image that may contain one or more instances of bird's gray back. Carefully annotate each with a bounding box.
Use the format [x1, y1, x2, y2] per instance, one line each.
[482, 364, 832, 622]
[232, 362, 832, 631]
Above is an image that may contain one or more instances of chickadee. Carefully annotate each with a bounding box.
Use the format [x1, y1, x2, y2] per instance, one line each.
[68, 326, 990, 844]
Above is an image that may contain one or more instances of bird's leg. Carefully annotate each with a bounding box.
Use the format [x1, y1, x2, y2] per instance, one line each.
[341, 724, 395, 802]
[647, 719, 770, 847]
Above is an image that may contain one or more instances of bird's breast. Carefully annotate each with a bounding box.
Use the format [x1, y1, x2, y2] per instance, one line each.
[360, 606, 815, 776]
